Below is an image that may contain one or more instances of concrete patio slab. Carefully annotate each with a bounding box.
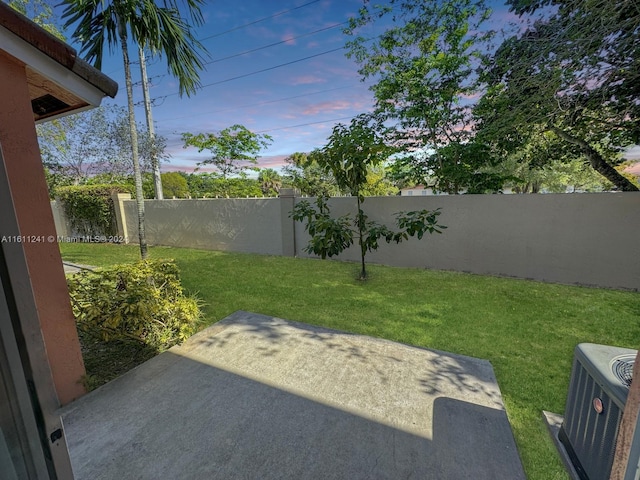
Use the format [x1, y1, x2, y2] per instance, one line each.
[543, 411, 579, 480]
[60, 311, 525, 479]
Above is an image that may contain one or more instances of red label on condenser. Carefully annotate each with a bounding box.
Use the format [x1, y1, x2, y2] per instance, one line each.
[593, 397, 604, 414]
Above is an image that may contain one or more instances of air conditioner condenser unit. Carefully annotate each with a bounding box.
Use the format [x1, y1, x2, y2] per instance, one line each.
[559, 343, 638, 480]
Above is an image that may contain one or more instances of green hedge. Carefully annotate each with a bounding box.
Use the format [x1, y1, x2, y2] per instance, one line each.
[56, 184, 133, 237]
[67, 260, 203, 352]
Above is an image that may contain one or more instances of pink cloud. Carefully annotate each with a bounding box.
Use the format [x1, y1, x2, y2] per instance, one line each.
[318, 64, 361, 81]
[281, 33, 296, 45]
[161, 164, 204, 174]
[287, 75, 327, 86]
[625, 162, 640, 176]
[256, 154, 290, 169]
[302, 100, 353, 115]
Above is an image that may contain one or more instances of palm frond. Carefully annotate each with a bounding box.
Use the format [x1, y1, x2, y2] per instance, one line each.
[61, 0, 207, 93]
[61, 0, 120, 70]
[158, 0, 206, 25]
[132, 0, 207, 96]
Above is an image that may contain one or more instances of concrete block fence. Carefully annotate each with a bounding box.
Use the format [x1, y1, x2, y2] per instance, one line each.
[52, 190, 640, 290]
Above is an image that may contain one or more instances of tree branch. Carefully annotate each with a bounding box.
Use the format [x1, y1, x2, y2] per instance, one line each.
[549, 126, 639, 191]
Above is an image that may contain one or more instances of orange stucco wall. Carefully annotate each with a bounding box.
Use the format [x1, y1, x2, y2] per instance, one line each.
[0, 53, 86, 405]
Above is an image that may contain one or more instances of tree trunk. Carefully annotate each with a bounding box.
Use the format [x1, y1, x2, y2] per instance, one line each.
[550, 126, 639, 192]
[118, 20, 148, 259]
[138, 46, 163, 200]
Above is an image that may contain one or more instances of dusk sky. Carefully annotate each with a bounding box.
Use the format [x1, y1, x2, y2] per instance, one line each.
[76, 0, 388, 172]
[54, 0, 638, 174]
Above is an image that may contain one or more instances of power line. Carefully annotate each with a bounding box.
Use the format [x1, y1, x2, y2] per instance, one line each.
[203, 21, 348, 66]
[198, 0, 322, 42]
[155, 45, 345, 102]
[132, 74, 166, 87]
[133, 24, 350, 107]
[104, 1, 324, 76]
[256, 115, 356, 133]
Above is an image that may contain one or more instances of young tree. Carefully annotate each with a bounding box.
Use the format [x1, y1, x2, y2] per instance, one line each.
[62, 0, 208, 259]
[182, 125, 272, 179]
[291, 114, 445, 280]
[474, 0, 639, 191]
[182, 125, 272, 195]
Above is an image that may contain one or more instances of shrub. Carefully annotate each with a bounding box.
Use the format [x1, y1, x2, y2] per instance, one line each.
[57, 184, 133, 237]
[67, 260, 203, 352]
[161, 172, 189, 198]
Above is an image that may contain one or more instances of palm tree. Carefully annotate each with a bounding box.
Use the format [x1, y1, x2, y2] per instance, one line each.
[61, 0, 207, 259]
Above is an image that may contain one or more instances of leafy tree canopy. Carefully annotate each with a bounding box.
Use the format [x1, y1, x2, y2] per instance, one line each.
[37, 105, 167, 188]
[161, 172, 189, 198]
[360, 164, 399, 197]
[282, 151, 341, 197]
[346, 0, 493, 150]
[389, 142, 508, 194]
[182, 125, 273, 180]
[8, 0, 65, 39]
[345, 1, 505, 193]
[474, 0, 639, 190]
[257, 168, 282, 196]
[184, 173, 263, 198]
[317, 114, 397, 200]
[346, 0, 639, 192]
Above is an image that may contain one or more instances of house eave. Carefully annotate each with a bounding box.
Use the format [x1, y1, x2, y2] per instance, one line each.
[0, 2, 118, 122]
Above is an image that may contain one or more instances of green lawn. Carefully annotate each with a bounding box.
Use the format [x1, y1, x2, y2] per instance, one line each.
[60, 243, 640, 480]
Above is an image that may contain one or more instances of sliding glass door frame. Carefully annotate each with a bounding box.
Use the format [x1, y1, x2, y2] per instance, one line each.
[0, 144, 74, 479]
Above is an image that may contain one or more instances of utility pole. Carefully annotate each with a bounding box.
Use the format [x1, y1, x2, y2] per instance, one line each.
[138, 46, 163, 199]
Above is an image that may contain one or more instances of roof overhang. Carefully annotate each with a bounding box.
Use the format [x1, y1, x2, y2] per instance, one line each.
[0, 2, 118, 123]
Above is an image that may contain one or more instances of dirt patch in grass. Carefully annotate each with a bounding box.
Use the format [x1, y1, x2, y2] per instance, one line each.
[78, 329, 157, 391]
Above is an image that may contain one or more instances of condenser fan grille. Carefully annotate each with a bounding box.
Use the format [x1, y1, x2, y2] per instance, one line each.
[612, 357, 635, 388]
